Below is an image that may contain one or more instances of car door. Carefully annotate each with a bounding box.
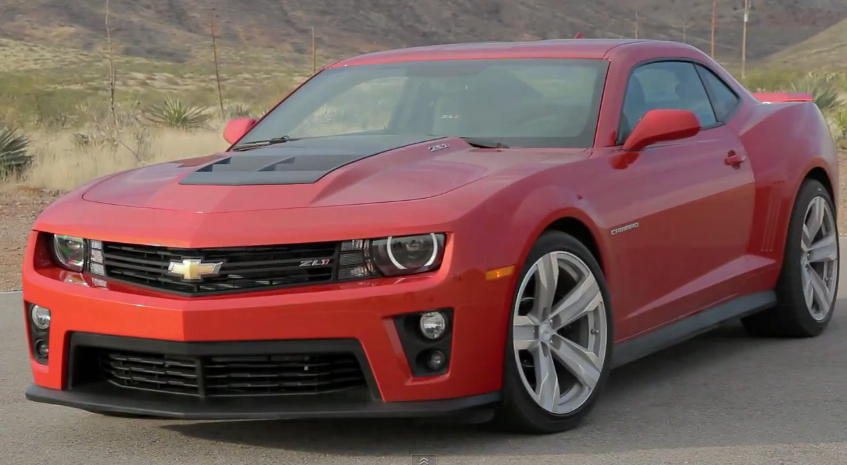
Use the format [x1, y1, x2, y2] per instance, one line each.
[614, 60, 756, 337]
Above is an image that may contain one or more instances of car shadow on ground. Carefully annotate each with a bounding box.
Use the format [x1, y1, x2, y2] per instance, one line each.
[161, 302, 847, 457]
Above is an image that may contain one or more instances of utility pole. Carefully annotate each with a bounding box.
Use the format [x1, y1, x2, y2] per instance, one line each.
[211, 6, 224, 119]
[741, 0, 750, 78]
[635, 11, 639, 39]
[311, 26, 316, 74]
[711, 0, 718, 58]
[682, 17, 688, 43]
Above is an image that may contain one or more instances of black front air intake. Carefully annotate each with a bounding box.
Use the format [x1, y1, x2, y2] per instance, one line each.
[67, 334, 378, 400]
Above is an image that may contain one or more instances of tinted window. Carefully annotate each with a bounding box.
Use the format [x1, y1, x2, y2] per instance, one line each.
[236, 59, 610, 149]
[620, 61, 717, 140]
[696, 64, 740, 121]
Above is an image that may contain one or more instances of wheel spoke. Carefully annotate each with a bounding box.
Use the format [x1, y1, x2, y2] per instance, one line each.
[549, 335, 601, 391]
[805, 197, 825, 241]
[531, 254, 560, 323]
[549, 274, 601, 330]
[531, 344, 559, 411]
[803, 271, 815, 309]
[513, 315, 538, 351]
[805, 264, 830, 311]
[808, 233, 838, 263]
[802, 225, 812, 251]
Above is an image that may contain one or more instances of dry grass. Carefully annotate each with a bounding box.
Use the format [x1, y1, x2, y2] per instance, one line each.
[14, 127, 228, 192]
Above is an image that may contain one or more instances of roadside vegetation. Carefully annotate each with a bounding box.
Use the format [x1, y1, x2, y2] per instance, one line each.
[2, 60, 847, 193]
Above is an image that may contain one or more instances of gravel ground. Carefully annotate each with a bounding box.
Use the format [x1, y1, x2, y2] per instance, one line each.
[0, 188, 58, 291]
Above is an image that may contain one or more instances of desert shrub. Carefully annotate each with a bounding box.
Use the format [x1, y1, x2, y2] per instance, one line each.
[225, 103, 259, 119]
[0, 126, 32, 175]
[739, 69, 800, 92]
[789, 74, 842, 113]
[142, 96, 211, 130]
[829, 107, 847, 145]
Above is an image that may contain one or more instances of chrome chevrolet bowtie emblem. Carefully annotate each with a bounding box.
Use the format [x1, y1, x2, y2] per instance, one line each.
[167, 258, 223, 281]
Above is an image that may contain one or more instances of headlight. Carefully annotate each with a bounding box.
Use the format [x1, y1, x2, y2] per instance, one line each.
[51, 235, 86, 271]
[338, 233, 446, 279]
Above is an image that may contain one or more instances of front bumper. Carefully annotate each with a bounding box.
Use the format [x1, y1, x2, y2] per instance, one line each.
[24, 334, 500, 420]
[25, 385, 500, 420]
[22, 233, 514, 417]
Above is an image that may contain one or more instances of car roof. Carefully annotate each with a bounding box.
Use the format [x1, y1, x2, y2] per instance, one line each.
[328, 39, 700, 68]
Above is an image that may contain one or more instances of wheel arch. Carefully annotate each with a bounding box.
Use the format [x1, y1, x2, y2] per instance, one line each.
[542, 217, 605, 273]
[804, 166, 835, 211]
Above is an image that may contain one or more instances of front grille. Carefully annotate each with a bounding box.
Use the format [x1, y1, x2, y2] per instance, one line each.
[94, 348, 366, 398]
[97, 241, 339, 295]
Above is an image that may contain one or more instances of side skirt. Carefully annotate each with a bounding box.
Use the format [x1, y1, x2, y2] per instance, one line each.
[610, 290, 778, 369]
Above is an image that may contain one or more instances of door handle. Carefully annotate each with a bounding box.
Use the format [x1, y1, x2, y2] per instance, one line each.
[725, 151, 746, 167]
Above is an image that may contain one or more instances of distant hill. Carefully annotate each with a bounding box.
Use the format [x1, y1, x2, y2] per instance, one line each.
[1, 0, 846, 66]
[764, 16, 847, 69]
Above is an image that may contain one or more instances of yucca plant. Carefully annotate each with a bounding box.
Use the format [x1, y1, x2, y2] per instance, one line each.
[142, 96, 211, 130]
[0, 126, 32, 175]
[789, 76, 841, 113]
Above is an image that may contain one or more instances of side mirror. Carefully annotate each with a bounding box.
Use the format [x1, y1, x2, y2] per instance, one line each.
[622, 109, 701, 151]
[223, 118, 258, 145]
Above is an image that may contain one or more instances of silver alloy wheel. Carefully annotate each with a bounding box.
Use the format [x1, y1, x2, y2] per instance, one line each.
[800, 195, 839, 321]
[512, 251, 608, 415]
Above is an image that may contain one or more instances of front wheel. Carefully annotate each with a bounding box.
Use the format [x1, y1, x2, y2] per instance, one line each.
[742, 179, 840, 337]
[489, 230, 614, 434]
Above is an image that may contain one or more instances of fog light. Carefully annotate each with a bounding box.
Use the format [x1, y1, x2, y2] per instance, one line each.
[30, 305, 51, 331]
[34, 339, 49, 358]
[426, 350, 446, 371]
[419, 311, 447, 340]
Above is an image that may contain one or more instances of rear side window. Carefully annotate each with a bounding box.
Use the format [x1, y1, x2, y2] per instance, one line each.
[695, 65, 740, 122]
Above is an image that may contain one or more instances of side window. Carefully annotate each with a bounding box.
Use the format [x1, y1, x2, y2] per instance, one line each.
[620, 61, 717, 141]
[696, 64, 740, 122]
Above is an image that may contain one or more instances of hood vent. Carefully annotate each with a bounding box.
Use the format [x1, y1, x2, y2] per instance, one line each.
[178, 134, 444, 186]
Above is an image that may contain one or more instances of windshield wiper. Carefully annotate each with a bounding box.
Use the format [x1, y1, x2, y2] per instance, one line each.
[461, 137, 509, 149]
[232, 135, 299, 151]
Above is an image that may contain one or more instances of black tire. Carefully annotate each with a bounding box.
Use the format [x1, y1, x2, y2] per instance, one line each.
[487, 230, 614, 434]
[741, 179, 839, 337]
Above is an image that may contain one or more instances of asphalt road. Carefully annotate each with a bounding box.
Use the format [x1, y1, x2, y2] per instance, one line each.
[2, 245, 847, 465]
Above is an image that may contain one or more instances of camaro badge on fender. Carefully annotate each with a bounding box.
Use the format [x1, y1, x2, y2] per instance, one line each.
[610, 222, 639, 236]
[167, 258, 223, 281]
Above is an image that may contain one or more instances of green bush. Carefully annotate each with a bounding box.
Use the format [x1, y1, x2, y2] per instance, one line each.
[142, 96, 211, 130]
[0, 126, 32, 175]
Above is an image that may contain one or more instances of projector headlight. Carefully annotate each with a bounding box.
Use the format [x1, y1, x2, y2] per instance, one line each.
[51, 234, 86, 272]
[369, 233, 445, 276]
[337, 233, 446, 279]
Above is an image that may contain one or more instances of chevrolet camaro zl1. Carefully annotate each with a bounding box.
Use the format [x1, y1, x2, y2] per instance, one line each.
[21, 38, 839, 434]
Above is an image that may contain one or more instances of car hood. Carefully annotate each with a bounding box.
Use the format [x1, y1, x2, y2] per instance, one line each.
[81, 134, 588, 213]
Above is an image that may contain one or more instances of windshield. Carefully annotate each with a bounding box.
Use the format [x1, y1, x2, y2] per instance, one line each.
[235, 58, 609, 149]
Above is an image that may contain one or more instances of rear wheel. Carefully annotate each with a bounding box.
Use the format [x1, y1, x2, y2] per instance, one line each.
[489, 230, 613, 434]
[742, 179, 839, 337]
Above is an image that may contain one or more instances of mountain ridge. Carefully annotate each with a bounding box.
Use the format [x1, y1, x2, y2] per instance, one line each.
[2, 0, 847, 66]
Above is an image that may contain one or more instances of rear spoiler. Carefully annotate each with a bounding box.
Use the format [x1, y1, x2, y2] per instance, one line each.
[752, 92, 815, 104]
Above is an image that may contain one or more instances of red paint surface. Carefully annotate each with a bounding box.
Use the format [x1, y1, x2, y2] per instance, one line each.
[22, 39, 840, 402]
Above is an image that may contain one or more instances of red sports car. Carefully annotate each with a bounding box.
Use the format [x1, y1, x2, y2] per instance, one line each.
[22, 38, 840, 434]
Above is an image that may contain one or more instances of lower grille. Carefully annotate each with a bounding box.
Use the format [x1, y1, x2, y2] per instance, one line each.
[93, 348, 366, 398]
